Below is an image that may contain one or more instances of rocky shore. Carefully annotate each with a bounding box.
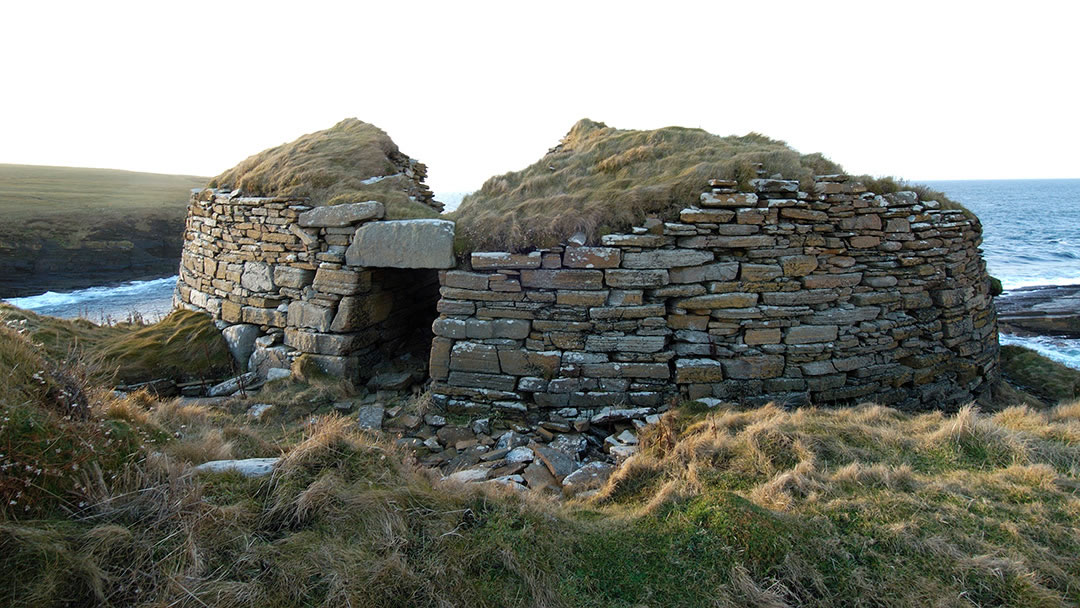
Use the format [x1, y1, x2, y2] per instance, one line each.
[995, 284, 1080, 338]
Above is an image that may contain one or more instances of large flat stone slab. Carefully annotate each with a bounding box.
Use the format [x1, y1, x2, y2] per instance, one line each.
[298, 201, 384, 227]
[346, 219, 455, 269]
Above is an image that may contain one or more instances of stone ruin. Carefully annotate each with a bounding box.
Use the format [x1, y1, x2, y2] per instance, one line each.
[176, 171, 999, 417]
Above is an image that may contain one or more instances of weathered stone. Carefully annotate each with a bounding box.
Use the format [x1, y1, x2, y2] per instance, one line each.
[557, 290, 608, 306]
[675, 292, 758, 310]
[802, 273, 863, 289]
[273, 266, 316, 289]
[680, 207, 736, 223]
[446, 371, 517, 391]
[580, 362, 670, 379]
[471, 251, 542, 269]
[562, 462, 615, 497]
[356, 404, 385, 430]
[563, 247, 622, 269]
[784, 325, 839, 344]
[589, 305, 665, 320]
[534, 446, 576, 481]
[520, 269, 604, 290]
[331, 292, 393, 331]
[584, 335, 667, 353]
[194, 457, 278, 478]
[779, 255, 818, 277]
[208, 372, 261, 397]
[668, 262, 740, 284]
[450, 342, 501, 373]
[498, 350, 561, 376]
[493, 318, 531, 339]
[677, 235, 776, 248]
[285, 329, 370, 355]
[849, 236, 881, 249]
[346, 219, 455, 269]
[590, 407, 654, 425]
[740, 263, 782, 282]
[605, 269, 669, 288]
[722, 355, 785, 379]
[241, 262, 274, 292]
[298, 201, 384, 227]
[622, 250, 714, 269]
[443, 270, 489, 290]
[287, 300, 335, 331]
[780, 207, 828, 221]
[744, 328, 782, 345]
[313, 267, 369, 296]
[700, 191, 758, 207]
[221, 324, 260, 368]
[675, 358, 724, 383]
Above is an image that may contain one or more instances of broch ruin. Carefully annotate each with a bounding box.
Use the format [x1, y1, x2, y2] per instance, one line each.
[175, 119, 999, 489]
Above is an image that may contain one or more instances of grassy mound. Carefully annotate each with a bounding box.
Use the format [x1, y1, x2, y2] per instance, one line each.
[1000, 344, 1080, 405]
[0, 304, 232, 384]
[207, 118, 439, 219]
[452, 119, 959, 252]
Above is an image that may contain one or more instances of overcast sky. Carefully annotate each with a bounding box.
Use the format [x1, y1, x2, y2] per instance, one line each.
[1, 0, 1077, 197]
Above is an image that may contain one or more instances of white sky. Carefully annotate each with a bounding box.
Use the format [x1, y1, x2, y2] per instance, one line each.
[1, 0, 1077, 197]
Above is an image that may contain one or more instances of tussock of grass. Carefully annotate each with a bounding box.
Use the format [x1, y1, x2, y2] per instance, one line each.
[452, 119, 959, 252]
[207, 118, 439, 220]
[1, 303, 232, 384]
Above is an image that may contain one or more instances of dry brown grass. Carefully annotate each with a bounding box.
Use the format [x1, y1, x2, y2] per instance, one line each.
[207, 118, 440, 220]
[451, 119, 958, 252]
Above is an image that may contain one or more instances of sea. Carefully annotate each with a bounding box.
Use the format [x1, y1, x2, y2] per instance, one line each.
[4, 180, 1079, 367]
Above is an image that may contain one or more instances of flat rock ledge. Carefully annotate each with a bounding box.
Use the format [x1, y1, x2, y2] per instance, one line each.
[193, 457, 280, 477]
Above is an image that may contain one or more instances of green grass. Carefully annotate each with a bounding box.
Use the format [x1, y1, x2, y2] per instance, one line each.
[1000, 344, 1080, 405]
[207, 118, 440, 220]
[1, 303, 232, 385]
[451, 119, 960, 252]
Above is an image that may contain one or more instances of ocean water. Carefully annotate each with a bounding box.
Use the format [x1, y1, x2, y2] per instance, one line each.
[4, 276, 177, 324]
[3, 180, 1077, 368]
[926, 179, 1080, 291]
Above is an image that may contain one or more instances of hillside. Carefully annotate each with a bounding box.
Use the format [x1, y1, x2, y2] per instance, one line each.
[452, 119, 958, 252]
[0, 164, 206, 297]
[2, 306, 1079, 606]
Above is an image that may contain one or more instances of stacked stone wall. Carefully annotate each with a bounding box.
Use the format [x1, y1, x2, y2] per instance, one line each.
[429, 176, 999, 416]
[176, 190, 451, 381]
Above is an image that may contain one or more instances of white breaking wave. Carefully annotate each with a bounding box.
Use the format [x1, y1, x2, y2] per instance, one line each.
[999, 333, 1080, 370]
[3, 276, 177, 323]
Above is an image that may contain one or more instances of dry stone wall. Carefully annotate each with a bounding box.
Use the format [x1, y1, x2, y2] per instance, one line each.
[429, 176, 999, 416]
[175, 190, 453, 383]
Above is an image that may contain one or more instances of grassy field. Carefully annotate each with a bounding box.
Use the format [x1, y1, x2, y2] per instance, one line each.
[0, 164, 206, 296]
[1, 309, 1078, 607]
[451, 120, 961, 252]
[0, 163, 205, 245]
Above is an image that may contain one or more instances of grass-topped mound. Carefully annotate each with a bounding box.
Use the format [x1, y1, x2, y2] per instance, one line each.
[0, 303, 232, 385]
[452, 119, 958, 252]
[207, 118, 440, 219]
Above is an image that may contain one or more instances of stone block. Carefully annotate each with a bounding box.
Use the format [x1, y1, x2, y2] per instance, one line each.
[784, 325, 839, 344]
[330, 292, 394, 331]
[287, 300, 335, 331]
[241, 262, 274, 292]
[622, 250, 714, 269]
[585, 335, 667, 353]
[466, 318, 494, 339]
[242, 306, 287, 327]
[285, 329, 372, 356]
[274, 266, 316, 289]
[722, 355, 785, 379]
[779, 207, 827, 221]
[443, 270, 489, 290]
[432, 317, 468, 339]
[520, 269, 604, 290]
[668, 262, 740, 284]
[299, 354, 360, 380]
[471, 251, 542, 269]
[493, 319, 531, 339]
[675, 358, 724, 383]
[498, 350, 561, 376]
[677, 235, 777, 249]
[589, 305, 665, 320]
[222, 324, 260, 368]
[680, 208, 735, 223]
[699, 192, 758, 207]
[313, 267, 370, 296]
[802, 273, 863, 289]
[450, 342, 501, 373]
[779, 255, 818, 277]
[744, 328, 782, 345]
[740, 264, 782, 282]
[298, 201, 384, 227]
[557, 290, 608, 306]
[429, 337, 452, 380]
[346, 219, 455, 269]
[563, 247, 622, 269]
[447, 371, 517, 391]
[605, 269, 669, 288]
[675, 292, 758, 310]
[580, 363, 670, 379]
[849, 236, 881, 249]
